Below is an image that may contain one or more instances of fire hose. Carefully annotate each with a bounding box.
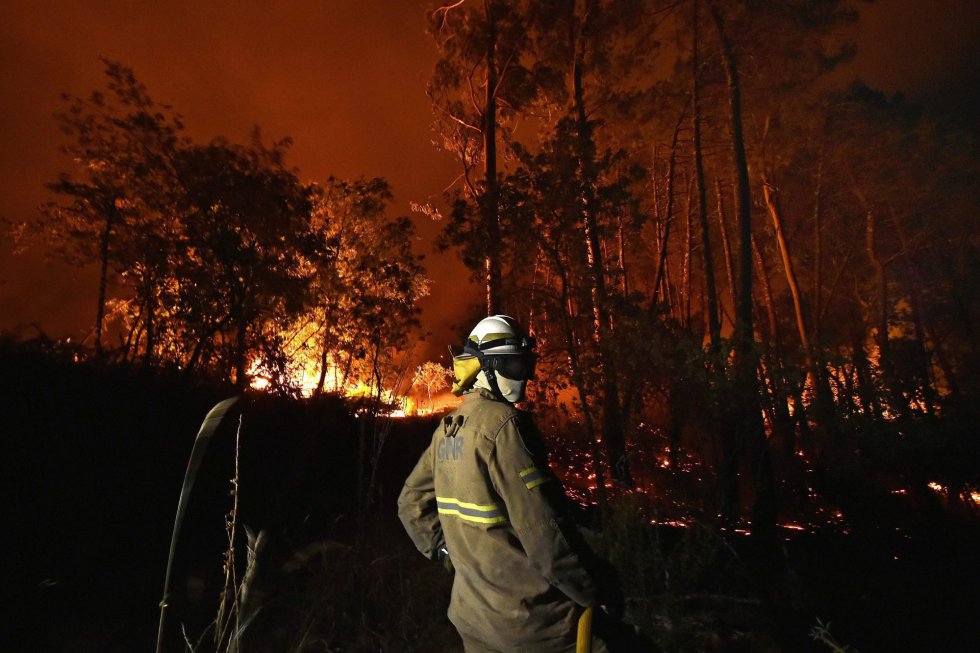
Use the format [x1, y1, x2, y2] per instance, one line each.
[576, 607, 593, 653]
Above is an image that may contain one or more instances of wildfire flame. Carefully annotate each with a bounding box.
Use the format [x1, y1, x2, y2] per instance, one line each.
[247, 333, 458, 417]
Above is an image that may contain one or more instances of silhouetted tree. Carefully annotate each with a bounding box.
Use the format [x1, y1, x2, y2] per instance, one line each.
[29, 59, 185, 357]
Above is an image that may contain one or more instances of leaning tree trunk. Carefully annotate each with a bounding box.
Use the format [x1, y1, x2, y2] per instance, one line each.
[761, 177, 809, 352]
[762, 176, 837, 435]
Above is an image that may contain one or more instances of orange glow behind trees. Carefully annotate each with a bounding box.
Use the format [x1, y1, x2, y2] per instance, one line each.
[18, 60, 428, 399]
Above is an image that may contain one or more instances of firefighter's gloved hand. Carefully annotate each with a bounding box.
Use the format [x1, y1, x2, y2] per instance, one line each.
[437, 546, 454, 574]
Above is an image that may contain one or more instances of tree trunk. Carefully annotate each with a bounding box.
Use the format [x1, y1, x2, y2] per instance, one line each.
[863, 203, 899, 417]
[234, 299, 249, 390]
[665, 254, 678, 323]
[752, 238, 795, 455]
[185, 311, 234, 376]
[866, 208, 889, 362]
[851, 182, 891, 397]
[691, 0, 721, 350]
[761, 177, 809, 352]
[888, 208, 943, 412]
[527, 245, 543, 333]
[315, 307, 336, 395]
[716, 179, 736, 328]
[340, 347, 356, 390]
[483, 0, 501, 315]
[811, 156, 824, 342]
[315, 334, 332, 396]
[752, 239, 780, 353]
[710, 2, 775, 543]
[143, 271, 155, 366]
[651, 144, 664, 298]
[896, 249, 958, 403]
[652, 110, 686, 306]
[94, 205, 115, 358]
[572, 28, 631, 485]
[682, 172, 693, 329]
[617, 213, 629, 297]
[553, 242, 608, 513]
[852, 326, 882, 420]
[122, 301, 144, 362]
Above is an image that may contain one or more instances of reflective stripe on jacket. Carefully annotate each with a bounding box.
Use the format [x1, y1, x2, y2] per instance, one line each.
[397, 388, 598, 650]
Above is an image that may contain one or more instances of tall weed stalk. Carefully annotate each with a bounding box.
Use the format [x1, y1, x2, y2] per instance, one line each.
[157, 397, 243, 653]
[214, 413, 244, 649]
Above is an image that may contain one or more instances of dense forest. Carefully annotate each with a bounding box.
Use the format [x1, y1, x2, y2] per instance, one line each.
[5, 1, 979, 651]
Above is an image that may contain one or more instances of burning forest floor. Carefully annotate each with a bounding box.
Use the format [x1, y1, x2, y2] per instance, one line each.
[2, 340, 978, 652]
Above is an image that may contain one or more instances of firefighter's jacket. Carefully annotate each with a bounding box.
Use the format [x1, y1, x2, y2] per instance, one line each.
[397, 388, 598, 650]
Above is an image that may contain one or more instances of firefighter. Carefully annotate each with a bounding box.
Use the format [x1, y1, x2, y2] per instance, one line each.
[398, 315, 616, 652]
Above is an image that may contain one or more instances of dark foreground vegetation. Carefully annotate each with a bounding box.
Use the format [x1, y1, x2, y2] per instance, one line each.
[3, 339, 978, 653]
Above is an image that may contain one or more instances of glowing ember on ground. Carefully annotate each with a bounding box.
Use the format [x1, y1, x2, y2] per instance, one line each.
[927, 482, 947, 494]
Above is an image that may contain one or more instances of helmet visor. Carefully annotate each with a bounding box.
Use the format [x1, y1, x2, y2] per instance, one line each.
[492, 353, 537, 380]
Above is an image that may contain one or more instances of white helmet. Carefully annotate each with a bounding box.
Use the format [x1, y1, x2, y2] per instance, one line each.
[454, 315, 537, 403]
[465, 315, 535, 355]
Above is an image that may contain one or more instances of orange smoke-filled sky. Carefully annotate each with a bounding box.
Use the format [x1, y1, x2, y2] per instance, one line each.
[0, 0, 977, 362]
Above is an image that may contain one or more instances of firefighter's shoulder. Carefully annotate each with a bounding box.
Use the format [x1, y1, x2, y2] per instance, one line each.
[462, 389, 521, 438]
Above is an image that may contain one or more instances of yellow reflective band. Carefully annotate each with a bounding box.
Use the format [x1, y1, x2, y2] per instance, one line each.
[436, 497, 508, 525]
[519, 466, 550, 490]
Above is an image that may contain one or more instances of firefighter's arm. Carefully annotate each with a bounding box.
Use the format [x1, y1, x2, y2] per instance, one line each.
[397, 441, 445, 560]
[488, 418, 598, 608]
